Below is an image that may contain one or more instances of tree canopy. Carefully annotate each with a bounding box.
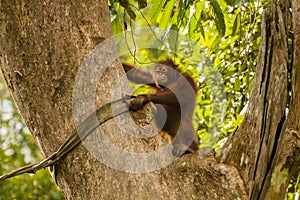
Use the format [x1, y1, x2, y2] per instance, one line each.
[110, 0, 265, 149]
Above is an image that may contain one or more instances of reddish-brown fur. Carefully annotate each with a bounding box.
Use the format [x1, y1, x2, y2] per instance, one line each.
[122, 59, 198, 156]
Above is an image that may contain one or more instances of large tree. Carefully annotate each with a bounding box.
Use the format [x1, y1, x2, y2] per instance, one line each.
[0, 0, 299, 199]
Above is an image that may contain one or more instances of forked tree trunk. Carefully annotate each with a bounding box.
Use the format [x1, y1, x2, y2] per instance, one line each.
[0, 0, 299, 199]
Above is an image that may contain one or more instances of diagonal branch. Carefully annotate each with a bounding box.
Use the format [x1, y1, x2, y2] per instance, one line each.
[0, 97, 131, 180]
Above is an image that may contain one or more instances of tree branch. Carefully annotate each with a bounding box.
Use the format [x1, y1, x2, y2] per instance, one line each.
[0, 96, 132, 180]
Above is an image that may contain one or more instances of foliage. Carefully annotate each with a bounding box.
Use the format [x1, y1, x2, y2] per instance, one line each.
[0, 74, 64, 200]
[110, 0, 300, 198]
[110, 0, 267, 150]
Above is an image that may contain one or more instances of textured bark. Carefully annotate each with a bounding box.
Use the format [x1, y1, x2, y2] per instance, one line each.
[218, 1, 300, 199]
[0, 1, 247, 199]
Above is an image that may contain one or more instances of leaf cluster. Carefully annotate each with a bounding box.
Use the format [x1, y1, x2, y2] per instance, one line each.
[110, 0, 267, 149]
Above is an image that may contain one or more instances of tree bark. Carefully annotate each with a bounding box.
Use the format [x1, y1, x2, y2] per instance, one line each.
[218, 1, 300, 199]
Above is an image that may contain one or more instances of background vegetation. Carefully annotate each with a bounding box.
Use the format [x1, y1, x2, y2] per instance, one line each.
[0, 74, 64, 199]
[111, 0, 265, 149]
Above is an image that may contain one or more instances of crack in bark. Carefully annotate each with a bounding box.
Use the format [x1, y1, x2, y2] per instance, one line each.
[252, 13, 273, 187]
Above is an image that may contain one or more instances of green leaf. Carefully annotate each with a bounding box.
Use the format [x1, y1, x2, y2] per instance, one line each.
[168, 25, 179, 52]
[224, 0, 234, 6]
[234, 78, 240, 91]
[111, 15, 123, 34]
[176, 1, 185, 22]
[109, 0, 116, 5]
[188, 15, 197, 40]
[138, 0, 147, 9]
[148, 0, 167, 24]
[119, 0, 128, 7]
[125, 6, 136, 20]
[209, 0, 226, 36]
[171, 8, 179, 24]
[159, 0, 175, 29]
[194, 2, 206, 40]
[189, 13, 205, 41]
[232, 12, 240, 36]
[182, 7, 190, 28]
[197, 19, 205, 40]
[119, 0, 136, 20]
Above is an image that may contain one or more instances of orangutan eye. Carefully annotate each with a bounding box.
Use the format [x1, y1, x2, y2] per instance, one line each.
[157, 71, 165, 77]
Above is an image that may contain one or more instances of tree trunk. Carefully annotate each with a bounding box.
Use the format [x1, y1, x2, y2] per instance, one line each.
[218, 0, 300, 199]
[0, 0, 299, 199]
